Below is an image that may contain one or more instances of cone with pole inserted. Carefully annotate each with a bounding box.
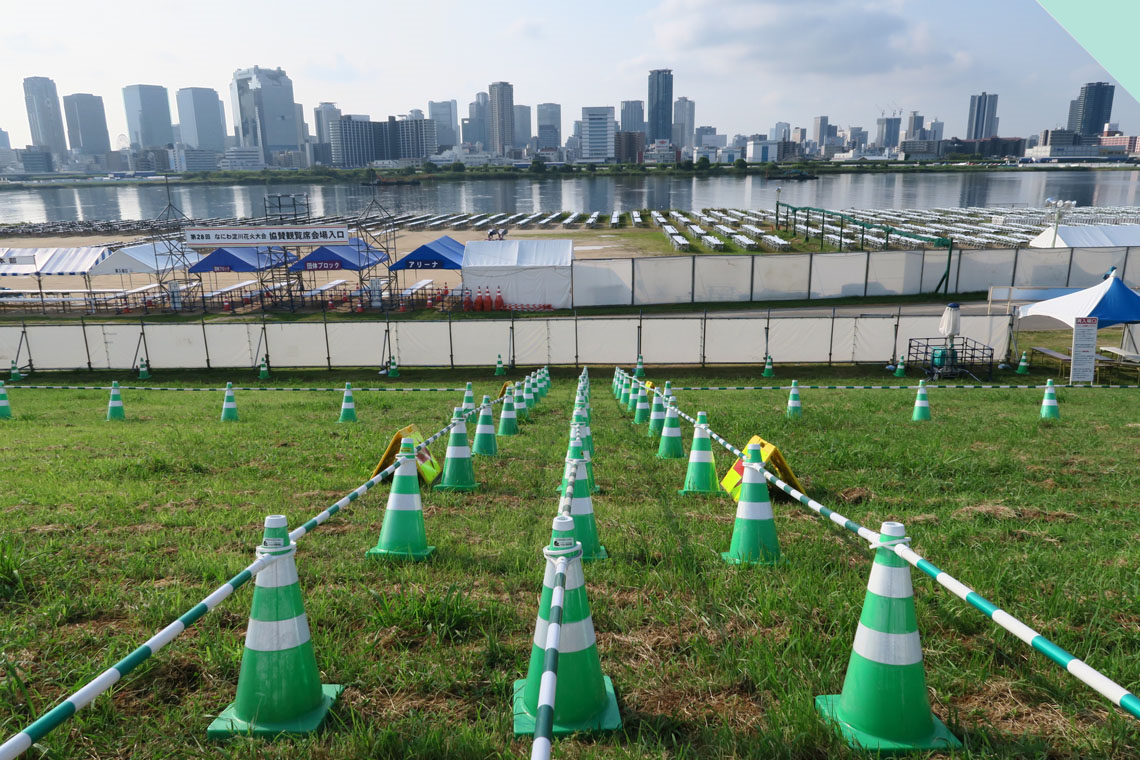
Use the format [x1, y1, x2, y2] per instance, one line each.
[0, 381, 11, 420]
[367, 438, 435, 559]
[208, 514, 343, 738]
[619, 375, 631, 409]
[612, 369, 620, 399]
[761, 354, 775, 378]
[679, 412, 719, 494]
[563, 440, 607, 560]
[387, 356, 400, 378]
[656, 402, 685, 459]
[461, 382, 475, 413]
[435, 408, 479, 491]
[472, 396, 498, 456]
[557, 428, 598, 494]
[722, 444, 780, 565]
[647, 388, 665, 437]
[106, 381, 125, 421]
[338, 383, 357, 423]
[498, 385, 520, 436]
[495, 354, 507, 376]
[138, 357, 151, 380]
[625, 378, 640, 413]
[259, 357, 270, 380]
[786, 380, 803, 419]
[512, 516, 620, 737]
[633, 355, 645, 378]
[632, 383, 649, 424]
[514, 381, 529, 421]
[893, 354, 906, 378]
[911, 380, 931, 422]
[1040, 378, 1060, 420]
[221, 382, 239, 422]
[523, 377, 536, 410]
[1015, 351, 1030, 375]
[662, 380, 673, 401]
[571, 405, 594, 457]
[8, 360, 21, 381]
[816, 521, 961, 752]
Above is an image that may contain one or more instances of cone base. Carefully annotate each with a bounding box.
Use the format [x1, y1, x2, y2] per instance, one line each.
[656, 452, 685, 460]
[721, 550, 779, 566]
[495, 369, 506, 376]
[761, 371, 774, 378]
[678, 486, 721, 495]
[512, 676, 621, 737]
[434, 482, 480, 492]
[366, 545, 436, 561]
[583, 545, 609, 561]
[497, 430, 519, 437]
[814, 694, 961, 753]
[207, 683, 344, 739]
[472, 449, 498, 457]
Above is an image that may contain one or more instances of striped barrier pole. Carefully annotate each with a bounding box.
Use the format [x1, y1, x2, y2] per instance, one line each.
[622, 370, 1140, 722]
[530, 552, 570, 760]
[656, 384, 1140, 391]
[6, 385, 470, 392]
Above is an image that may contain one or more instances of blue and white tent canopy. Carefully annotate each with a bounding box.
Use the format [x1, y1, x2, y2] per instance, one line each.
[188, 247, 295, 274]
[389, 235, 464, 271]
[288, 238, 389, 272]
[1018, 271, 1140, 328]
[0, 247, 112, 276]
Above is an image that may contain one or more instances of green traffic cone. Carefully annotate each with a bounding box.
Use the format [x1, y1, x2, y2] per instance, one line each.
[435, 408, 479, 491]
[893, 354, 906, 378]
[632, 384, 649, 424]
[625, 378, 639, 413]
[0, 382, 11, 420]
[656, 403, 685, 459]
[523, 378, 536, 410]
[612, 369, 620, 399]
[338, 383, 357, 423]
[722, 444, 780, 565]
[472, 396, 498, 456]
[633, 355, 645, 378]
[786, 380, 803, 419]
[761, 354, 775, 378]
[208, 514, 343, 738]
[259, 357, 270, 380]
[911, 380, 931, 422]
[106, 381, 125, 421]
[679, 412, 720, 494]
[557, 431, 597, 495]
[816, 521, 961, 752]
[571, 405, 594, 457]
[461, 382, 475, 413]
[514, 382, 529, 421]
[562, 441, 607, 560]
[9, 360, 22, 381]
[138, 357, 151, 380]
[498, 385, 520, 436]
[512, 517, 620, 737]
[619, 376, 631, 409]
[646, 390, 665, 437]
[221, 382, 239, 422]
[495, 354, 507, 376]
[367, 438, 435, 559]
[662, 380, 673, 400]
[1040, 378, 1060, 420]
[1015, 351, 1030, 375]
[387, 357, 400, 378]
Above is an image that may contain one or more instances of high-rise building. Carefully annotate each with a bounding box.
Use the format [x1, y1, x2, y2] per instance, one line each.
[230, 66, 300, 160]
[647, 69, 673, 143]
[1066, 82, 1114, 137]
[329, 115, 376, 168]
[463, 92, 489, 147]
[176, 88, 226, 153]
[926, 118, 944, 142]
[965, 92, 999, 140]
[769, 122, 790, 142]
[615, 131, 645, 163]
[580, 106, 616, 162]
[313, 103, 341, 145]
[513, 104, 531, 149]
[62, 93, 110, 155]
[122, 84, 174, 149]
[23, 77, 68, 156]
[620, 100, 645, 135]
[904, 111, 925, 141]
[488, 81, 514, 155]
[791, 127, 808, 144]
[847, 126, 868, 149]
[536, 103, 561, 150]
[672, 97, 695, 150]
[875, 116, 901, 149]
[328, 113, 438, 167]
[0, 128, 10, 150]
[812, 116, 829, 146]
[428, 100, 459, 147]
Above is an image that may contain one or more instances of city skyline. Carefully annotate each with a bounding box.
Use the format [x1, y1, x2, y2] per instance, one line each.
[3, 0, 1137, 153]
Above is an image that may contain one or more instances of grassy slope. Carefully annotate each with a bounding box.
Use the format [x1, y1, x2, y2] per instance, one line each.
[0, 365, 1138, 759]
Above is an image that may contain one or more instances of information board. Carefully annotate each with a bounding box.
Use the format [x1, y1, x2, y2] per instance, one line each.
[1070, 316, 1098, 384]
[184, 225, 349, 248]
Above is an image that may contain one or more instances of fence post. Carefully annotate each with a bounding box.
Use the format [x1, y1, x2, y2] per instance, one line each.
[80, 315, 93, 371]
[954, 244, 964, 294]
[891, 307, 901, 364]
[827, 308, 836, 366]
[1065, 247, 1075, 287]
[509, 311, 516, 369]
[323, 309, 332, 370]
[700, 309, 707, 368]
[1010, 246, 1020, 288]
[749, 254, 756, 301]
[690, 255, 696, 303]
[574, 310, 579, 369]
[637, 310, 643, 356]
[863, 250, 871, 297]
[765, 308, 771, 358]
[630, 259, 636, 306]
[201, 317, 212, 369]
[447, 310, 455, 370]
[807, 252, 814, 300]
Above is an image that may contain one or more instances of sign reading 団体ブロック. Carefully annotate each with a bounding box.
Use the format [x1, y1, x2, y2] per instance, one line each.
[1070, 316, 1098, 384]
[183, 226, 350, 248]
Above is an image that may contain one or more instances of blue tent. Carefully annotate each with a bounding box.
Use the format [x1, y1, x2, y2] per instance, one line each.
[389, 235, 464, 271]
[288, 238, 389, 272]
[1019, 271, 1140, 328]
[188, 247, 294, 274]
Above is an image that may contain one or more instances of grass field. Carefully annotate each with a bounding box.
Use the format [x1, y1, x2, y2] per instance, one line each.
[1, 364, 1139, 759]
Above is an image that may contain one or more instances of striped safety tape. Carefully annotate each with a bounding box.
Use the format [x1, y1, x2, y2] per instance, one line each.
[668, 384, 1140, 391]
[6, 385, 468, 392]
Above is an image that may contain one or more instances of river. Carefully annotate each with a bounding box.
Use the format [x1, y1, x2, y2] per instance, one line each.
[2, 170, 1138, 224]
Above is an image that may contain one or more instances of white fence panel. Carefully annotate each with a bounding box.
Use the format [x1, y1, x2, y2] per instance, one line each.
[829, 317, 858, 363]
[634, 257, 692, 305]
[576, 318, 637, 364]
[24, 325, 89, 369]
[753, 254, 810, 300]
[703, 317, 764, 364]
[693, 256, 752, 302]
[866, 251, 923, 296]
[921, 250, 959, 293]
[1014, 248, 1069, 287]
[451, 320, 511, 366]
[547, 319, 577, 365]
[642, 318, 702, 364]
[393, 322, 450, 366]
[769, 317, 834, 363]
[1069, 247, 1127, 287]
[265, 323, 328, 367]
[1125, 248, 1140, 288]
[89, 324, 144, 369]
[573, 259, 633, 306]
[896, 316, 943, 346]
[0, 326, 24, 365]
[326, 322, 386, 367]
[853, 317, 897, 363]
[203, 323, 260, 368]
[957, 249, 1016, 293]
[513, 320, 551, 366]
[811, 252, 868, 299]
[961, 315, 1012, 359]
[145, 324, 209, 369]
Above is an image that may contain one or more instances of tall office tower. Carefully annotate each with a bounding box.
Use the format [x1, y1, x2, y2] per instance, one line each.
[875, 116, 901, 148]
[329, 115, 376, 168]
[647, 69, 673, 143]
[0, 129, 10, 150]
[313, 102, 342, 145]
[926, 118, 944, 142]
[397, 113, 438, 159]
[62, 93, 111, 155]
[769, 121, 790, 141]
[464, 92, 489, 146]
[230, 66, 300, 160]
[847, 126, 868, 149]
[905, 111, 925, 141]
[1066, 82, 1115, 137]
[488, 82, 514, 155]
[536, 102, 561, 149]
[965, 92, 999, 140]
[812, 115, 829, 145]
[580, 106, 616, 161]
[513, 104, 532, 148]
[176, 87, 226, 152]
[672, 97, 695, 149]
[23, 77, 68, 156]
[122, 84, 174, 149]
[428, 100, 459, 146]
[620, 100, 645, 134]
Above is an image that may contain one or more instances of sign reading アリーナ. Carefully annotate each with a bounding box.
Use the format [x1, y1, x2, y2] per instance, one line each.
[1070, 316, 1098, 384]
[183, 226, 349, 248]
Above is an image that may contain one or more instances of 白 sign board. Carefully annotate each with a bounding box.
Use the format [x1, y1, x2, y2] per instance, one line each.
[184, 226, 349, 248]
[1070, 316, 1098, 384]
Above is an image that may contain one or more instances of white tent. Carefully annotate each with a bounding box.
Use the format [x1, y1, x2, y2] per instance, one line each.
[461, 239, 573, 309]
[1028, 224, 1140, 248]
[88, 243, 202, 276]
[0, 247, 111, 277]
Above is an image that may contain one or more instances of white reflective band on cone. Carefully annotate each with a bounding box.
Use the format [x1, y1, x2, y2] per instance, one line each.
[386, 493, 423, 512]
[735, 500, 774, 520]
[851, 622, 923, 666]
[533, 616, 597, 653]
[446, 446, 471, 458]
[866, 563, 914, 598]
[688, 450, 713, 463]
[244, 613, 312, 652]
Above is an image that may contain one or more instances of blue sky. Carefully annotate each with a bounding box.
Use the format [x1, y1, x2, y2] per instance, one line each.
[2, 0, 1137, 148]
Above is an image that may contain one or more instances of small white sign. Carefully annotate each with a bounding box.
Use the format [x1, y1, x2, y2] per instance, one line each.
[1070, 316, 1098, 384]
[184, 225, 350, 248]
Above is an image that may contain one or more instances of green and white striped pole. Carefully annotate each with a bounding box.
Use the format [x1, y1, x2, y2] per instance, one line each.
[106, 381, 125, 421]
[656, 402, 685, 459]
[514, 381, 529, 422]
[1016, 351, 1030, 375]
[722, 444, 780, 565]
[646, 390, 665, 437]
[435, 407, 479, 491]
[338, 383, 357, 423]
[557, 428, 597, 494]
[632, 383, 649, 424]
[679, 411, 719, 494]
[259, 357, 270, 380]
[816, 521, 960, 752]
[495, 354, 507, 376]
[208, 514, 343, 738]
[367, 438, 435, 559]
[1041, 378, 1060, 419]
[220, 382, 238, 422]
[786, 379, 802, 419]
[461, 381, 475, 413]
[0, 382, 10, 420]
[761, 354, 775, 378]
[498, 385, 520, 436]
[662, 379, 673, 401]
[911, 380, 930, 422]
[472, 395, 498, 456]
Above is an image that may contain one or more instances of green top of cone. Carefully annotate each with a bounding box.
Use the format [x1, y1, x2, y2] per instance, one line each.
[696, 411, 708, 424]
[261, 514, 291, 549]
[791, 379, 798, 387]
[567, 434, 584, 460]
[112, 380, 119, 388]
[481, 394, 492, 405]
[746, 443, 763, 464]
[1047, 379, 1054, 386]
[918, 380, 925, 387]
[466, 382, 473, 391]
[452, 406, 463, 420]
[550, 514, 576, 549]
[399, 437, 415, 456]
[345, 382, 352, 390]
[226, 381, 233, 388]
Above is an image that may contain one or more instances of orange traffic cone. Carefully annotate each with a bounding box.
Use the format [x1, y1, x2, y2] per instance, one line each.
[494, 286, 505, 311]
[463, 288, 474, 311]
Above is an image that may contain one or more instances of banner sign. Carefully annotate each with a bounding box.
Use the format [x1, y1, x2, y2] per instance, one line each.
[184, 226, 350, 248]
[1070, 316, 1098, 384]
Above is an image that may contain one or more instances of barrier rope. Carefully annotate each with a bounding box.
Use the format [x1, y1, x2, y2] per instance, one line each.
[670, 384, 1140, 391]
[6, 385, 468, 392]
[620, 369, 1140, 722]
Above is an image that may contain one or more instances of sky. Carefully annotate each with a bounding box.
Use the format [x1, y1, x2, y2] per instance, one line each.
[2, 0, 1138, 149]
